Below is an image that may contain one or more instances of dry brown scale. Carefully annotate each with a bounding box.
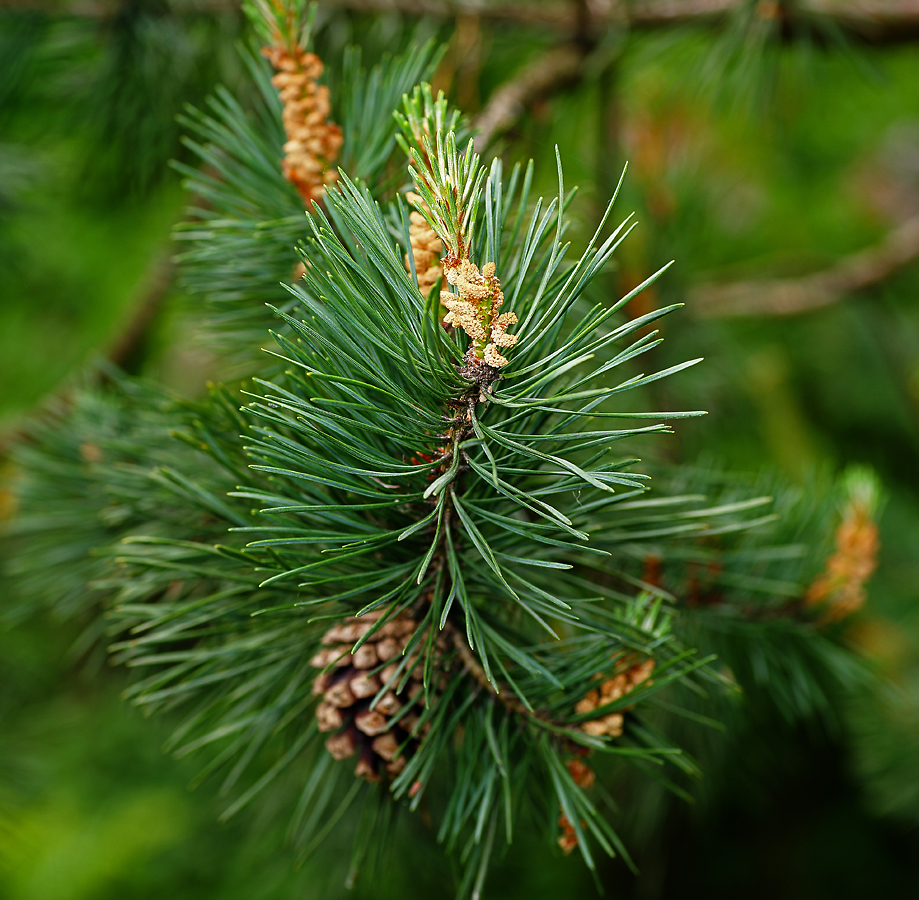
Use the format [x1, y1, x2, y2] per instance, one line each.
[262, 44, 343, 206]
[805, 497, 879, 623]
[309, 610, 445, 782]
[573, 657, 655, 738]
[405, 192, 444, 299]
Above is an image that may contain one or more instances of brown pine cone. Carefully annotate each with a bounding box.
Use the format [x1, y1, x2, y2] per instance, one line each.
[574, 656, 654, 738]
[309, 611, 439, 782]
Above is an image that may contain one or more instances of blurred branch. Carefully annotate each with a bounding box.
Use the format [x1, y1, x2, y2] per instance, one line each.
[325, 0, 919, 44]
[0, 252, 175, 454]
[691, 214, 919, 317]
[105, 253, 175, 372]
[3, 0, 919, 44]
[473, 43, 587, 149]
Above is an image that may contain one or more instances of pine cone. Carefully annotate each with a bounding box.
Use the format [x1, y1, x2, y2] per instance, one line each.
[309, 611, 439, 782]
[574, 656, 654, 738]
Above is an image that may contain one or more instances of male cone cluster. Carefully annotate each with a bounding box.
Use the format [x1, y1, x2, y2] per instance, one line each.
[574, 657, 654, 738]
[406, 192, 443, 298]
[806, 495, 879, 623]
[309, 611, 436, 781]
[557, 759, 596, 854]
[441, 258, 518, 368]
[262, 43, 343, 206]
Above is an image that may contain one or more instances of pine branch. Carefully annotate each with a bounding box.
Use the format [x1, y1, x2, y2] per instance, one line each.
[2, 6, 889, 881]
[7, 0, 919, 45]
[472, 43, 587, 150]
[690, 213, 919, 316]
[105, 253, 176, 372]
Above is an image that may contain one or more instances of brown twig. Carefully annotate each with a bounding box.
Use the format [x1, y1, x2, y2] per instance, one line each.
[3, 0, 919, 44]
[339, 0, 919, 44]
[446, 620, 537, 719]
[690, 213, 919, 317]
[0, 250, 176, 454]
[473, 43, 588, 150]
[105, 252, 175, 372]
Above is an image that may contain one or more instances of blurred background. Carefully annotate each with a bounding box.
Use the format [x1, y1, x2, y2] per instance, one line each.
[2, 0, 919, 897]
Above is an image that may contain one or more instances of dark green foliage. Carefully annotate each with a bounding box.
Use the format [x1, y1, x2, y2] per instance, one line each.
[91, 124, 845, 889]
[1, 371, 250, 635]
[0, 11, 894, 897]
[174, 39, 442, 366]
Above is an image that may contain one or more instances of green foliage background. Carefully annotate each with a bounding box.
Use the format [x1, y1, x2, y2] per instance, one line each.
[2, 6, 919, 898]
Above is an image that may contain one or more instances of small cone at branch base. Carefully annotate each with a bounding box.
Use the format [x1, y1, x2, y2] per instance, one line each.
[575, 657, 655, 737]
[439, 256, 518, 367]
[310, 612, 441, 781]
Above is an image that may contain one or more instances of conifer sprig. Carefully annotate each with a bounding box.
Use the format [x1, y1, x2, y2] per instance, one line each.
[0, 21, 885, 895]
[174, 39, 440, 366]
[397, 85, 482, 261]
[243, 0, 315, 56]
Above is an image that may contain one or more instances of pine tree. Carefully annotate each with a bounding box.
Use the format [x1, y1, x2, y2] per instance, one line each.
[1, 1, 886, 895]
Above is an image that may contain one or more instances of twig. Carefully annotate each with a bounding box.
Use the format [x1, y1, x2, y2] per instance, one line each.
[105, 253, 175, 372]
[446, 620, 537, 719]
[0, 250, 176, 453]
[690, 213, 919, 317]
[473, 43, 587, 150]
[3, 0, 919, 44]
